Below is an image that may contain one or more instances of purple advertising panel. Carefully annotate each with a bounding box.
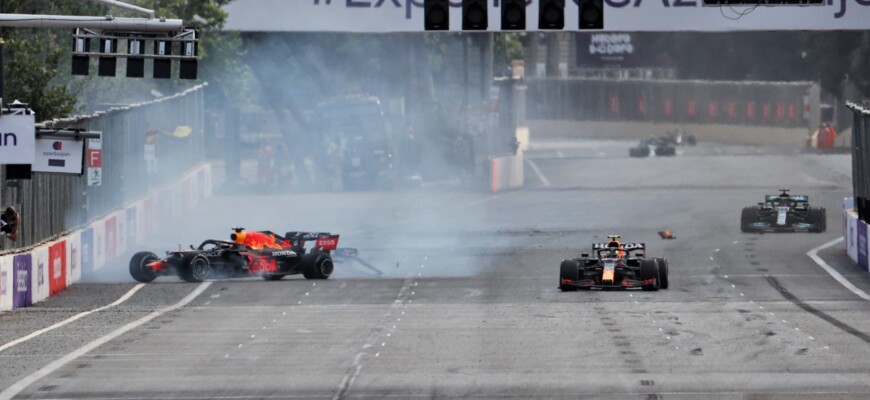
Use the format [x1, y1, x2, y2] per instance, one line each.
[81, 227, 94, 276]
[12, 254, 32, 309]
[858, 221, 868, 272]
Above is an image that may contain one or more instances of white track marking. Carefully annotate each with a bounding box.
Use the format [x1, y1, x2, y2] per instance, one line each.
[807, 237, 870, 301]
[0, 283, 146, 354]
[333, 278, 413, 400]
[525, 158, 550, 187]
[0, 282, 211, 400]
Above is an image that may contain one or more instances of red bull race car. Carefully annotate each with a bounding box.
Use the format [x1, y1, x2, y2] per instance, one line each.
[559, 235, 669, 291]
[129, 228, 352, 283]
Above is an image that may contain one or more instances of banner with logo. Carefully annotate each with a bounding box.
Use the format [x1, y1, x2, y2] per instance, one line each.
[105, 215, 118, 263]
[223, 0, 870, 32]
[66, 230, 82, 286]
[48, 240, 67, 295]
[126, 206, 139, 248]
[0, 256, 11, 311]
[80, 227, 94, 277]
[93, 221, 106, 271]
[32, 246, 49, 303]
[0, 114, 35, 165]
[12, 254, 32, 309]
[32, 138, 84, 174]
[858, 220, 868, 272]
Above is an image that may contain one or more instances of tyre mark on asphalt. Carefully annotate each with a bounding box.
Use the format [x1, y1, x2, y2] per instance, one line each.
[765, 276, 870, 344]
[0, 282, 212, 400]
[0, 283, 146, 354]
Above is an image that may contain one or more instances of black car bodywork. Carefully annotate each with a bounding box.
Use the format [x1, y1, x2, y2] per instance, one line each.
[559, 241, 669, 291]
[130, 229, 345, 283]
[741, 190, 826, 233]
[629, 137, 677, 158]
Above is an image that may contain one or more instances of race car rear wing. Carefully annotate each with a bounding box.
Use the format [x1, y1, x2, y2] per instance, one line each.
[765, 194, 808, 202]
[284, 232, 340, 251]
[592, 243, 645, 250]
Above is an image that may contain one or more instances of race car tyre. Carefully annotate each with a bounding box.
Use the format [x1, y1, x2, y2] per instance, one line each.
[262, 274, 285, 281]
[686, 134, 697, 146]
[129, 251, 159, 283]
[559, 260, 580, 291]
[741, 207, 757, 233]
[654, 257, 670, 289]
[808, 206, 827, 233]
[301, 253, 334, 280]
[629, 147, 649, 158]
[179, 254, 211, 283]
[640, 259, 660, 291]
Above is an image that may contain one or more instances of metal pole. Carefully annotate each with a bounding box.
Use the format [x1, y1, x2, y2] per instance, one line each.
[88, 0, 155, 19]
[0, 14, 183, 32]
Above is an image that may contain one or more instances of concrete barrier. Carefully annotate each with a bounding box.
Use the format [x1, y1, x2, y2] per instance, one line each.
[489, 152, 524, 193]
[844, 197, 869, 272]
[0, 163, 213, 311]
[529, 119, 810, 147]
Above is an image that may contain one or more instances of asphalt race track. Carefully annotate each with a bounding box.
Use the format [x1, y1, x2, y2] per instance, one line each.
[2, 138, 870, 399]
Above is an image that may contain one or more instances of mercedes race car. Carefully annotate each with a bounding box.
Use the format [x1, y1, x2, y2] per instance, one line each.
[559, 235, 669, 291]
[130, 228, 347, 283]
[629, 137, 677, 158]
[740, 190, 826, 233]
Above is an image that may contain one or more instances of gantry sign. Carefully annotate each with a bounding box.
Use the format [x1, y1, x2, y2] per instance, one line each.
[222, 0, 870, 32]
[0, 0, 199, 79]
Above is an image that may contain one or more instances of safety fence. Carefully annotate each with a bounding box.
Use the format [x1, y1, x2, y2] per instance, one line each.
[844, 101, 870, 272]
[0, 163, 212, 311]
[0, 84, 207, 252]
[526, 78, 816, 129]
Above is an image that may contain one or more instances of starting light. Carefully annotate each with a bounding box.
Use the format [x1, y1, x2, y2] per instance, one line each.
[462, 0, 488, 31]
[578, 0, 604, 30]
[424, 0, 449, 31]
[126, 39, 145, 78]
[539, 0, 565, 30]
[501, 0, 526, 30]
[70, 28, 199, 80]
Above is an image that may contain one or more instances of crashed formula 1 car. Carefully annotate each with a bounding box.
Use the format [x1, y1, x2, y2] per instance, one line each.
[740, 189, 826, 233]
[130, 228, 349, 283]
[559, 235, 669, 291]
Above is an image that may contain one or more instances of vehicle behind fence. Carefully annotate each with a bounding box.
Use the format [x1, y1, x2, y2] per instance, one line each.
[0, 84, 206, 252]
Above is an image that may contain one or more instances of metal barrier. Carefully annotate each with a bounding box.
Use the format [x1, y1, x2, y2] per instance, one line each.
[527, 78, 816, 129]
[1, 84, 207, 252]
[847, 101, 870, 223]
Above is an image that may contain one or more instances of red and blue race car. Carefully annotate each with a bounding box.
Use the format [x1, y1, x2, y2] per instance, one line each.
[130, 228, 353, 283]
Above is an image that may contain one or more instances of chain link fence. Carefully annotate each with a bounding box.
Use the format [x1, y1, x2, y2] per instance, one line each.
[527, 78, 815, 129]
[1, 84, 206, 253]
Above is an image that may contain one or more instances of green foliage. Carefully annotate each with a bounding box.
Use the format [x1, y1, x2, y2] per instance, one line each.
[3, 31, 79, 120]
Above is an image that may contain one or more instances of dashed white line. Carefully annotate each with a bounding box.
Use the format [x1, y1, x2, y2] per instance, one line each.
[0, 282, 211, 400]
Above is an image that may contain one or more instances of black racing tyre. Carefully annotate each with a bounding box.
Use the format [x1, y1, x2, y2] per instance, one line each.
[741, 207, 757, 233]
[808, 206, 827, 233]
[629, 146, 649, 158]
[262, 274, 285, 281]
[686, 134, 697, 146]
[179, 254, 211, 283]
[654, 257, 669, 289]
[301, 253, 334, 280]
[559, 260, 580, 291]
[640, 259, 660, 291]
[129, 251, 159, 283]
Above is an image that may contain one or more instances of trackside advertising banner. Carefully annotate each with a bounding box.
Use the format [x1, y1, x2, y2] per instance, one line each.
[32, 246, 49, 303]
[48, 240, 67, 296]
[66, 230, 82, 286]
[858, 219, 869, 272]
[0, 256, 11, 311]
[223, 0, 870, 32]
[12, 254, 32, 309]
